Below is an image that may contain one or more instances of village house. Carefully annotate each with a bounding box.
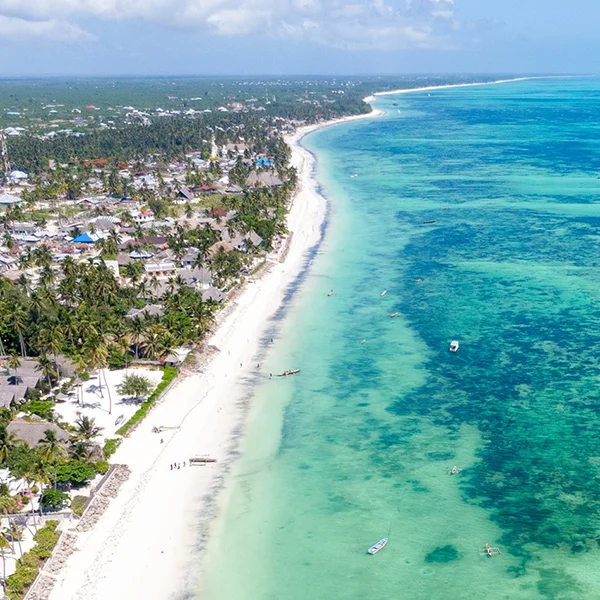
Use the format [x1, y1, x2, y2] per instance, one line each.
[176, 186, 195, 202]
[126, 304, 165, 319]
[0, 193, 23, 208]
[178, 267, 213, 289]
[7, 418, 70, 447]
[247, 171, 283, 188]
[144, 261, 176, 280]
[133, 210, 155, 224]
[201, 286, 226, 303]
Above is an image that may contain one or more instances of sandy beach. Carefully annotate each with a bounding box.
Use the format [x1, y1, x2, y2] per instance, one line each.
[48, 107, 381, 600]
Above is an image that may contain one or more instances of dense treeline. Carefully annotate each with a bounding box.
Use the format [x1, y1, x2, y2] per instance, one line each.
[0, 254, 216, 376]
[7, 113, 293, 175]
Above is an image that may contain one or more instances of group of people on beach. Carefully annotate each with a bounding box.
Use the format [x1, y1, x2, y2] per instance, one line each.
[170, 462, 186, 470]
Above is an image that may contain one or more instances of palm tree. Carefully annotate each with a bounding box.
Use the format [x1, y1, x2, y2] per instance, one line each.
[46, 324, 64, 381]
[141, 323, 169, 360]
[0, 427, 17, 464]
[7, 354, 20, 384]
[0, 532, 9, 592]
[75, 416, 103, 443]
[8, 307, 27, 358]
[30, 457, 51, 517]
[35, 354, 55, 388]
[5, 520, 23, 557]
[126, 316, 145, 360]
[38, 430, 67, 467]
[83, 334, 112, 414]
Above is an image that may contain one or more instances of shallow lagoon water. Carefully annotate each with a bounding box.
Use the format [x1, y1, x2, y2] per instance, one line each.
[200, 79, 600, 599]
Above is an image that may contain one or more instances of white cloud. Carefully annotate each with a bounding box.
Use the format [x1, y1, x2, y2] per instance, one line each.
[0, 0, 459, 49]
[0, 14, 94, 41]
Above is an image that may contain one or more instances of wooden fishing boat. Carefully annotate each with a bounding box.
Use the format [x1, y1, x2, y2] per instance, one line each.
[367, 538, 388, 555]
[277, 369, 300, 377]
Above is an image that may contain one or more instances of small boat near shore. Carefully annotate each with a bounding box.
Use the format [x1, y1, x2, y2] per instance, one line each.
[449, 340, 459, 353]
[367, 538, 388, 555]
[381, 289, 387, 297]
[389, 312, 400, 318]
[327, 289, 334, 297]
[277, 369, 300, 377]
[422, 219, 437, 224]
[480, 542, 501, 557]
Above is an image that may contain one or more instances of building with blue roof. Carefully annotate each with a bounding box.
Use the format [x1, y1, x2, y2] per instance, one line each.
[72, 232, 100, 244]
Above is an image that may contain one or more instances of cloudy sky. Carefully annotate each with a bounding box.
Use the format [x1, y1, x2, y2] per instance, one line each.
[0, 0, 594, 76]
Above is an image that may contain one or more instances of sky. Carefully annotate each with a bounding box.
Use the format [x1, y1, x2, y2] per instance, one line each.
[0, 0, 595, 76]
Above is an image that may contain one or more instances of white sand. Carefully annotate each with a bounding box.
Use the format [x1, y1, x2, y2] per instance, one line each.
[53, 367, 164, 440]
[372, 76, 564, 98]
[49, 108, 382, 600]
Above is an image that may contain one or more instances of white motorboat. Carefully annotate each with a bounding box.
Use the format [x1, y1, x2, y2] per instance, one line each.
[367, 538, 388, 555]
[449, 340, 459, 353]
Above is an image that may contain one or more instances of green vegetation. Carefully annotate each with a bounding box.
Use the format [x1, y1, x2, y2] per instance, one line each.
[5, 520, 60, 600]
[102, 438, 121, 459]
[70, 495, 87, 517]
[116, 366, 178, 437]
[119, 374, 155, 403]
[55, 460, 96, 486]
[94, 459, 109, 475]
[39, 488, 68, 510]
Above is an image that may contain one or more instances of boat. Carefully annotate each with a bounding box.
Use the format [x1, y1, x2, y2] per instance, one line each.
[367, 538, 388, 555]
[422, 220, 436, 224]
[389, 312, 400, 318]
[449, 340, 459, 353]
[277, 369, 300, 377]
[381, 290, 387, 297]
[327, 289, 334, 297]
[480, 543, 501, 557]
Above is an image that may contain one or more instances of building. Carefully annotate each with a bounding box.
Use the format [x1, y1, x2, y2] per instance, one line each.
[126, 304, 165, 319]
[72, 232, 101, 244]
[247, 171, 283, 188]
[0, 194, 22, 207]
[133, 210, 155, 224]
[7, 170, 28, 182]
[176, 186, 194, 202]
[7, 419, 70, 447]
[144, 262, 176, 279]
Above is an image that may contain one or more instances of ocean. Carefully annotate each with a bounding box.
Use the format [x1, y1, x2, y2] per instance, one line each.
[199, 78, 600, 600]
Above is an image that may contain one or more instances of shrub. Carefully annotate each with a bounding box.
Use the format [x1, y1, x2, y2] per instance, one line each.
[40, 488, 68, 510]
[25, 388, 41, 402]
[119, 373, 155, 402]
[94, 459, 110, 475]
[70, 495, 88, 517]
[56, 460, 96, 486]
[19, 400, 54, 420]
[116, 367, 177, 437]
[5, 521, 60, 599]
[108, 349, 128, 370]
[20, 495, 29, 506]
[103, 438, 121, 459]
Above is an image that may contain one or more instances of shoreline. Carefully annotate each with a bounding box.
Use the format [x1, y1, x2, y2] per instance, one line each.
[47, 107, 382, 600]
[47, 75, 551, 598]
[373, 75, 578, 97]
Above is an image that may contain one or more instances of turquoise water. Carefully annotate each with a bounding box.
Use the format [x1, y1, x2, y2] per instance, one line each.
[199, 78, 600, 600]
